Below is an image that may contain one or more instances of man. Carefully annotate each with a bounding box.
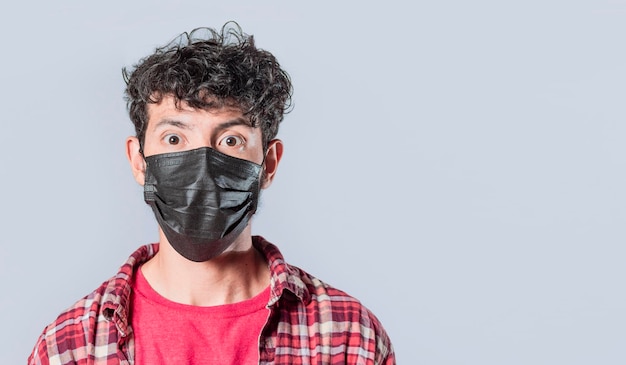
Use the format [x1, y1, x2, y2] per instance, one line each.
[29, 22, 395, 364]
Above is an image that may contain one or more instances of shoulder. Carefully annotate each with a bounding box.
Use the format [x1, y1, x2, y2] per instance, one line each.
[254, 236, 395, 363]
[283, 264, 396, 364]
[28, 244, 156, 364]
[28, 278, 116, 364]
[302, 265, 391, 335]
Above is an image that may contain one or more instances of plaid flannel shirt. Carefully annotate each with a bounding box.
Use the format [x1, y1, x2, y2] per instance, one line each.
[29, 236, 395, 364]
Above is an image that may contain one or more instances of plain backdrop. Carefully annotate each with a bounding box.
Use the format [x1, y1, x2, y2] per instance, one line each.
[2, 1, 625, 364]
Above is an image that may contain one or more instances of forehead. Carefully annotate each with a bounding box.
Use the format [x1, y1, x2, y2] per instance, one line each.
[146, 94, 249, 127]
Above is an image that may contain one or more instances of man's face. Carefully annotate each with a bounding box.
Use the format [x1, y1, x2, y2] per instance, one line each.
[142, 95, 265, 164]
[126, 94, 283, 190]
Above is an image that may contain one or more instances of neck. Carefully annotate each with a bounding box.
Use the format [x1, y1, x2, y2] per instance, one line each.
[141, 227, 269, 306]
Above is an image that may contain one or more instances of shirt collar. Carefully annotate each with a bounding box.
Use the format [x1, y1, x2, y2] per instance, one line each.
[252, 236, 311, 306]
[99, 236, 310, 330]
[102, 243, 158, 337]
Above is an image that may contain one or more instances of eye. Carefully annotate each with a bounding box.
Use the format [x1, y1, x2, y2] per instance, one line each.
[220, 135, 244, 147]
[165, 134, 180, 145]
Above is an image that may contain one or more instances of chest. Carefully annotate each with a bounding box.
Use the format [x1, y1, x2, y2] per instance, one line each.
[130, 284, 270, 365]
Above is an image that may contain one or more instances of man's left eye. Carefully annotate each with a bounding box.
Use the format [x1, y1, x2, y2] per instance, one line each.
[220, 136, 243, 147]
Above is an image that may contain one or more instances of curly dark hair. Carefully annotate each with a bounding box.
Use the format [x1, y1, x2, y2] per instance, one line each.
[122, 22, 293, 151]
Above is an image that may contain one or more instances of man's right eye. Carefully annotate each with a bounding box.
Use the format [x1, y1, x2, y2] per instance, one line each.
[165, 135, 180, 145]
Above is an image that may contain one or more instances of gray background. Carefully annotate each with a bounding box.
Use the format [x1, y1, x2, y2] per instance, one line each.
[2, 1, 625, 364]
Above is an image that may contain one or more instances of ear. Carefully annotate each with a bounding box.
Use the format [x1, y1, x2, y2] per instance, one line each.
[261, 139, 283, 189]
[126, 136, 146, 186]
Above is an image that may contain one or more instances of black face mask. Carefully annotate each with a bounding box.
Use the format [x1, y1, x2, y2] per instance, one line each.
[143, 147, 262, 262]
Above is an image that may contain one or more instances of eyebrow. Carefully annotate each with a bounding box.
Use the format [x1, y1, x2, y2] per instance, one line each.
[152, 119, 193, 131]
[214, 117, 253, 133]
[152, 117, 252, 133]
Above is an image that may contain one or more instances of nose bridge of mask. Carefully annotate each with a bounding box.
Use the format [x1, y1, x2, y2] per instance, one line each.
[145, 147, 263, 184]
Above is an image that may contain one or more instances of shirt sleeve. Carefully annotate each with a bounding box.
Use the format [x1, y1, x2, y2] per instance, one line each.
[379, 344, 396, 365]
[28, 331, 50, 365]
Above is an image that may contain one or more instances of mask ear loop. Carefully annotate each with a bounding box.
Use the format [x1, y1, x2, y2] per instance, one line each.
[138, 142, 148, 178]
[260, 146, 271, 183]
[238, 148, 266, 231]
[250, 148, 269, 214]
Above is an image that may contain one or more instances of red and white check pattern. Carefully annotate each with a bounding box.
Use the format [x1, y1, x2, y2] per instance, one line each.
[29, 236, 395, 364]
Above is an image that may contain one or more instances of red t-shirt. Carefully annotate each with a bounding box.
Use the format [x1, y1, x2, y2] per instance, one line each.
[131, 267, 270, 365]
